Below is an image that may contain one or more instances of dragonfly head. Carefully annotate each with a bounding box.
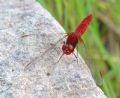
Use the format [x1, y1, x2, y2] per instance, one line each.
[62, 43, 74, 55]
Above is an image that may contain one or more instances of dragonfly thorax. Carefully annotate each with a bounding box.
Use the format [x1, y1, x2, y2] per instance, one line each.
[62, 33, 78, 55]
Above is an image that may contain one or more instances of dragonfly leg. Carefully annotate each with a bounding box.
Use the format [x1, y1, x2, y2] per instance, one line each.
[76, 44, 79, 57]
[72, 52, 78, 64]
[54, 53, 64, 64]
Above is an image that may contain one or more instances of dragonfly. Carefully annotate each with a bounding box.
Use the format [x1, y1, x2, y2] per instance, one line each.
[24, 14, 102, 85]
[58, 14, 92, 61]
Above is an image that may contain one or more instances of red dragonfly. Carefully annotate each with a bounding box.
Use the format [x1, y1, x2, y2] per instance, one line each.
[25, 14, 92, 66]
[54, 14, 102, 85]
[58, 14, 92, 61]
[25, 14, 102, 85]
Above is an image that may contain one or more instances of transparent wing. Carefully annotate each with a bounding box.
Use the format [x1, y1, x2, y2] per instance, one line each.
[24, 35, 67, 70]
[77, 38, 103, 85]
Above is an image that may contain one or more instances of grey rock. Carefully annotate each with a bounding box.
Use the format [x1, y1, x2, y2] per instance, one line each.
[0, 0, 107, 98]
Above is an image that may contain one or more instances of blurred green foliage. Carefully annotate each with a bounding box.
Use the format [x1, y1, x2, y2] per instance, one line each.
[37, 0, 120, 98]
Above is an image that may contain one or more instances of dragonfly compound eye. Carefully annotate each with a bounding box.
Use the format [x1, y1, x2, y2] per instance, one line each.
[62, 44, 74, 55]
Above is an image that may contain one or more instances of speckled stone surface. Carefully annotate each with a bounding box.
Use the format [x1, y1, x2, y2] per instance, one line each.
[0, 0, 107, 98]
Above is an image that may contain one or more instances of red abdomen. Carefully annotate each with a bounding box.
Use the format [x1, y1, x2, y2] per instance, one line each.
[75, 15, 92, 37]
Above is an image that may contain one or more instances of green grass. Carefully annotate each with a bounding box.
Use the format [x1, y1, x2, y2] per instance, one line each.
[37, 0, 120, 98]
